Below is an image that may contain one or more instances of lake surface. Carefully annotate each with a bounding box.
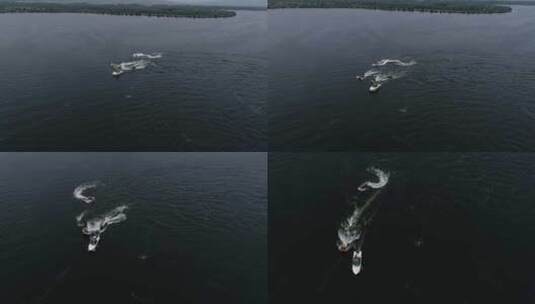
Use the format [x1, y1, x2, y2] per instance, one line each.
[0, 11, 266, 151]
[270, 153, 535, 303]
[0, 153, 267, 303]
[269, 7, 535, 151]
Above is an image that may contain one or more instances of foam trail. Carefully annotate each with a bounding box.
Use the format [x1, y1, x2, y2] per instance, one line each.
[357, 59, 414, 92]
[76, 210, 87, 227]
[110, 52, 161, 76]
[132, 52, 162, 59]
[356, 69, 379, 80]
[358, 167, 390, 192]
[373, 58, 417, 67]
[337, 190, 381, 252]
[110, 60, 150, 76]
[81, 205, 128, 252]
[373, 70, 406, 83]
[73, 182, 99, 204]
[337, 168, 389, 276]
[115, 60, 149, 71]
[337, 218, 360, 252]
[364, 69, 379, 77]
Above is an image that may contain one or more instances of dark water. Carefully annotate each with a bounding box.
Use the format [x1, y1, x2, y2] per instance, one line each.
[270, 153, 535, 303]
[269, 7, 535, 151]
[0, 153, 267, 303]
[0, 11, 266, 151]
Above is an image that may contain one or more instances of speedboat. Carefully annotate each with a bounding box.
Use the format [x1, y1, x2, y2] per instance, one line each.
[352, 250, 363, 275]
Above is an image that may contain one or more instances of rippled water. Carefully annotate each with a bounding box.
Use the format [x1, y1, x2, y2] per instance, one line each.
[0, 11, 266, 150]
[270, 153, 535, 303]
[269, 7, 535, 151]
[0, 153, 267, 303]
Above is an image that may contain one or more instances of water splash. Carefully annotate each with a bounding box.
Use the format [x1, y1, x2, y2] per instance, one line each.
[78, 205, 129, 252]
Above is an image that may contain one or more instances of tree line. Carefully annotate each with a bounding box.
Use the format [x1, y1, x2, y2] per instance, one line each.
[268, 0, 513, 14]
[0, 2, 237, 18]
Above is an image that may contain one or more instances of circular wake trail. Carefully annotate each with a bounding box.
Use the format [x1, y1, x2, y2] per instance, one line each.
[73, 181, 99, 204]
[356, 58, 416, 92]
[358, 167, 390, 192]
[337, 167, 390, 276]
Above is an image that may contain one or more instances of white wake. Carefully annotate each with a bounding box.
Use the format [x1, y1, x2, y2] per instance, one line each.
[356, 58, 416, 92]
[73, 182, 99, 204]
[110, 52, 162, 76]
[358, 167, 390, 192]
[77, 205, 129, 252]
[337, 168, 389, 276]
[372, 58, 417, 67]
[132, 52, 163, 59]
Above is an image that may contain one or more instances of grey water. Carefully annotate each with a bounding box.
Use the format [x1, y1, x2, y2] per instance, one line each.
[0, 152, 267, 303]
[0, 11, 266, 151]
[269, 7, 535, 151]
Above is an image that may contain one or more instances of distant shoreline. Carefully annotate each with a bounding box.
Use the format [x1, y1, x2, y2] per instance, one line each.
[268, 0, 515, 14]
[0, 2, 237, 18]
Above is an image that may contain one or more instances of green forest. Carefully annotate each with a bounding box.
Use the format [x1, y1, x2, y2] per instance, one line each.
[0, 2, 237, 18]
[269, 0, 515, 14]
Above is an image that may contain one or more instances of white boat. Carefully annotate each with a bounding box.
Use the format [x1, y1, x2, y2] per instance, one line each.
[352, 250, 363, 275]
